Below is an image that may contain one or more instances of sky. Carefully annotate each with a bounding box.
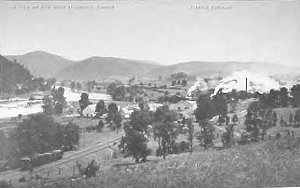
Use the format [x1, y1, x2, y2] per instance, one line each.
[0, 0, 300, 66]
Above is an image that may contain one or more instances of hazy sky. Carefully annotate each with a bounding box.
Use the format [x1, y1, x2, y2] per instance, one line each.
[0, 1, 299, 66]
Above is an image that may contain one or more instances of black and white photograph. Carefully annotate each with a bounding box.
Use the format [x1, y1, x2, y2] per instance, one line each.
[0, 0, 300, 187]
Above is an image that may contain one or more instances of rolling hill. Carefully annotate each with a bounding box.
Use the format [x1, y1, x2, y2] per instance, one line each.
[4, 51, 300, 82]
[54, 57, 162, 81]
[6, 51, 74, 78]
[145, 61, 300, 79]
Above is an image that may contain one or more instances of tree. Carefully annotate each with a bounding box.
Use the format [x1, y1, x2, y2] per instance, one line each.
[182, 79, 187, 86]
[106, 103, 118, 124]
[79, 93, 92, 114]
[95, 100, 106, 118]
[107, 82, 117, 95]
[279, 87, 289, 107]
[198, 120, 215, 149]
[272, 111, 278, 126]
[232, 114, 239, 126]
[119, 110, 152, 162]
[112, 85, 126, 101]
[244, 108, 260, 142]
[97, 120, 104, 132]
[291, 84, 300, 107]
[289, 113, 294, 126]
[268, 89, 280, 108]
[195, 95, 216, 149]
[195, 95, 216, 121]
[42, 87, 65, 116]
[153, 105, 178, 159]
[228, 89, 239, 112]
[70, 81, 76, 91]
[113, 112, 122, 134]
[217, 115, 225, 126]
[42, 95, 54, 115]
[52, 87, 66, 115]
[294, 109, 300, 127]
[186, 118, 195, 153]
[11, 114, 79, 158]
[221, 124, 234, 148]
[76, 82, 82, 91]
[63, 122, 80, 151]
[0, 130, 9, 160]
[212, 93, 227, 117]
[280, 116, 284, 127]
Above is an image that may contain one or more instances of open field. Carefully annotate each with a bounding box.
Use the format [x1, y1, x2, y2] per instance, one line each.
[16, 138, 300, 188]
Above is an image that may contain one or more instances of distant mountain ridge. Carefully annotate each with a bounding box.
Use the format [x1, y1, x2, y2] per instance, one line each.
[54, 56, 162, 81]
[5, 51, 300, 81]
[6, 51, 75, 79]
[145, 61, 300, 79]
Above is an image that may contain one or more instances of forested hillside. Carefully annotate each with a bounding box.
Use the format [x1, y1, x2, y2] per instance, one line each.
[0, 55, 54, 95]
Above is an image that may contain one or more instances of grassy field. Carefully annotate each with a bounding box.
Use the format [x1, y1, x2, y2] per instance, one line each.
[16, 137, 300, 188]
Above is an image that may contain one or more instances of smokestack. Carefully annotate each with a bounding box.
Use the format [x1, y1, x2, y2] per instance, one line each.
[245, 77, 248, 93]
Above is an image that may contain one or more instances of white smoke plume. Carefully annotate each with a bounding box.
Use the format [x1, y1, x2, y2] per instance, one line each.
[187, 77, 210, 96]
[211, 70, 281, 96]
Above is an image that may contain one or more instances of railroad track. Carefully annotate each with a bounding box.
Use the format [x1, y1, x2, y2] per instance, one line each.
[0, 135, 123, 182]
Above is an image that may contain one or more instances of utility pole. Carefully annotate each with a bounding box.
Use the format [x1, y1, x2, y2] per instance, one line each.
[245, 77, 248, 93]
[0, 61, 2, 95]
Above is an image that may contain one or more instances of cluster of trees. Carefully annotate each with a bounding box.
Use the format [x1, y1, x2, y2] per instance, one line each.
[238, 100, 300, 145]
[8, 114, 79, 168]
[258, 85, 300, 108]
[70, 81, 82, 91]
[279, 110, 300, 128]
[157, 94, 184, 104]
[169, 72, 188, 81]
[70, 80, 99, 93]
[42, 87, 66, 115]
[119, 92, 230, 162]
[119, 104, 179, 162]
[107, 83, 144, 101]
[0, 56, 55, 95]
[170, 79, 187, 87]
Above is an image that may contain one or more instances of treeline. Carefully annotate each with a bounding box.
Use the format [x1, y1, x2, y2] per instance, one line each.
[0, 56, 55, 95]
[42, 87, 66, 115]
[258, 85, 300, 108]
[107, 83, 144, 101]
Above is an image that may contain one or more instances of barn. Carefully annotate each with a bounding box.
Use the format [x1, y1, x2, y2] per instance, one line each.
[82, 104, 97, 117]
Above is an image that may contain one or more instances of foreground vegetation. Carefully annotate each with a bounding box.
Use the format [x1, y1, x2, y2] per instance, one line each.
[9, 137, 300, 188]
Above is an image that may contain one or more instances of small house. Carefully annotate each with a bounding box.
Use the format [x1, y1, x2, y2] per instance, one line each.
[169, 100, 195, 112]
[82, 104, 97, 117]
